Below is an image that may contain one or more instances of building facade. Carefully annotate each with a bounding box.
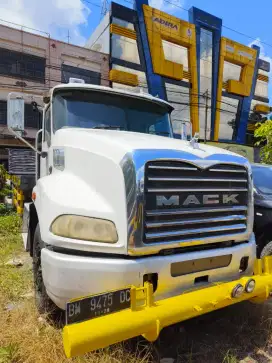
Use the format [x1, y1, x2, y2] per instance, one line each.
[87, 1, 270, 145]
[0, 22, 109, 150]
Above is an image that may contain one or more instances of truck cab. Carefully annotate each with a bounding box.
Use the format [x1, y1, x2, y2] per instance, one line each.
[8, 81, 260, 357]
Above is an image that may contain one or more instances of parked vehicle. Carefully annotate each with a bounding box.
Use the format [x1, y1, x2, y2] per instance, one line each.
[6, 80, 272, 358]
[252, 163, 272, 257]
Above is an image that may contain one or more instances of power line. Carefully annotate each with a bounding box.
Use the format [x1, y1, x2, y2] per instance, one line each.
[132, 0, 272, 52]
[0, 7, 264, 112]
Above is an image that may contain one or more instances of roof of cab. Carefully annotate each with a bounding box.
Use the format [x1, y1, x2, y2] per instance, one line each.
[49, 83, 173, 110]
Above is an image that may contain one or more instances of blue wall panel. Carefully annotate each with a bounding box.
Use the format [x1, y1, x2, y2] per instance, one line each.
[133, 0, 167, 99]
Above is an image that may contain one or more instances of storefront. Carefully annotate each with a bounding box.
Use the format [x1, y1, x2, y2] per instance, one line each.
[87, 1, 270, 145]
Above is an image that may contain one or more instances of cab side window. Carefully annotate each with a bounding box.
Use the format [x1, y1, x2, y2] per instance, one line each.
[43, 106, 51, 144]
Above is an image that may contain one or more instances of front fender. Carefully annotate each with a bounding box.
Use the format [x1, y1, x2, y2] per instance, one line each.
[33, 171, 127, 254]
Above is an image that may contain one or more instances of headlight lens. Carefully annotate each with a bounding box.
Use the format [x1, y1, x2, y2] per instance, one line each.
[51, 215, 118, 243]
[245, 279, 255, 293]
[231, 284, 244, 298]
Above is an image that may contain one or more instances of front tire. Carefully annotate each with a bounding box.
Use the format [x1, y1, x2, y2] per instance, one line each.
[32, 223, 58, 315]
[260, 241, 272, 258]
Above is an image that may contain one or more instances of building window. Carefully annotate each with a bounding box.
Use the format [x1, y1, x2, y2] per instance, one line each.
[223, 61, 241, 89]
[199, 28, 213, 140]
[0, 101, 7, 125]
[25, 104, 40, 129]
[111, 34, 140, 64]
[111, 64, 148, 92]
[218, 96, 240, 140]
[255, 79, 268, 99]
[112, 17, 134, 30]
[162, 41, 189, 72]
[0, 48, 45, 83]
[165, 83, 191, 136]
[61, 64, 101, 85]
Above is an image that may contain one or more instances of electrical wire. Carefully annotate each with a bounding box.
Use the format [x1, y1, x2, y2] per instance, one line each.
[0, 0, 262, 142]
[0, 0, 264, 121]
[0, 14, 258, 107]
[123, 0, 272, 53]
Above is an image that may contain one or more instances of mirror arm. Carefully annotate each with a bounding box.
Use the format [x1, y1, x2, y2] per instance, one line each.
[8, 127, 41, 155]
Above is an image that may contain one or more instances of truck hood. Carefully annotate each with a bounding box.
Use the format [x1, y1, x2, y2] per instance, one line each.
[53, 128, 248, 165]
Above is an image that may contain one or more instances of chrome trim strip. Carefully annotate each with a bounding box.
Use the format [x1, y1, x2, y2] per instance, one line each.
[146, 206, 247, 216]
[148, 177, 247, 183]
[146, 215, 247, 228]
[209, 168, 247, 173]
[148, 188, 248, 192]
[146, 224, 247, 239]
[148, 165, 198, 171]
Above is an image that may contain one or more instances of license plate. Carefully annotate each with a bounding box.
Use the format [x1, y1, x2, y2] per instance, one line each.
[66, 288, 131, 325]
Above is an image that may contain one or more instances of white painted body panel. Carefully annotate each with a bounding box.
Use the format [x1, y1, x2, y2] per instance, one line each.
[33, 128, 245, 255]
[42, 236, 256, 310]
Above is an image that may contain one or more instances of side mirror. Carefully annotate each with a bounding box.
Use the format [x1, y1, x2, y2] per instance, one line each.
[7, 93, 25, 133]
[7, 92, 40, 155]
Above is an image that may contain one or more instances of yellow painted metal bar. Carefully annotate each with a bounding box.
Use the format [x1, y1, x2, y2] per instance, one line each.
[109, 69, 139, 86]
[183, 70, 191, 81]
[257, 74, 269, 82]
[12, 186, 24, 214]
[17, 193, 24, 202]
[110, 24, 137, 40]
[63, 258, 272, 358]
[254, 104, 271, 114]
[16, 205, 24, 215]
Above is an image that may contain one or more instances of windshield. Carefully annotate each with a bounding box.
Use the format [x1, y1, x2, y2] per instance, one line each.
[52, 89, 172, 137]
[252, 165, 272, 194]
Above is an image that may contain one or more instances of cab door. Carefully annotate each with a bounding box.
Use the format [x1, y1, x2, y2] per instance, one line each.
[40, 105, 51, 178]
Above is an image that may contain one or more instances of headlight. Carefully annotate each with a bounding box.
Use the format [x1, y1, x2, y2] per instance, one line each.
[51, 215, 118, 243]
[245, 279, 255, 293]
[231, 284, 244, 298]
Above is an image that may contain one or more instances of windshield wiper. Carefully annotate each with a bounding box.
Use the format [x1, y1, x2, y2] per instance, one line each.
[93, 125, 124, 130]
[150, 131, 170, 136]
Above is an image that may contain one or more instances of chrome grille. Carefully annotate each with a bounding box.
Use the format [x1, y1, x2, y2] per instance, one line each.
[144, 161, 248, 244]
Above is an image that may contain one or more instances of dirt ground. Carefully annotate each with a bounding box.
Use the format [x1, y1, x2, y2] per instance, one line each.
[1, 215, 272, 363]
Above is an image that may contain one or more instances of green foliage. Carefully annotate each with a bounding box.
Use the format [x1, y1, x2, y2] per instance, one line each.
[254, 119, 272, 164]
[0, 214, 21, 236]
[0, 343, 19, 363]
[0, 204, 14, 216]
[0, 187, 11, 198]
[0, 163, 6, 176]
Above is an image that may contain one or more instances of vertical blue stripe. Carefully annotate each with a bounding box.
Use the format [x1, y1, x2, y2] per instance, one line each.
[189, 7, 222, 141]
[236, 45, 260, 144]
[134, 0, 167, 99]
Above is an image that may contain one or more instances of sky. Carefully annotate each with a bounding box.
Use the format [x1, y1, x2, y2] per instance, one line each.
[0, 0, 271, 95]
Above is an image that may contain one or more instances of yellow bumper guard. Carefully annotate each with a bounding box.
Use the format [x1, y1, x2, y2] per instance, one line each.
[63, 257, 272, 358]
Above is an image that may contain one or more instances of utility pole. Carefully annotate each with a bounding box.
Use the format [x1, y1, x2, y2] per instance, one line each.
[204, 89, 209, 144]
[67, 30, 71, 44]
[101, 0, 109, 19]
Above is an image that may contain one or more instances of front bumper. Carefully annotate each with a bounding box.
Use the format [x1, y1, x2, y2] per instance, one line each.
[63, 257, 272, 358]
[41, 237, 255, 309]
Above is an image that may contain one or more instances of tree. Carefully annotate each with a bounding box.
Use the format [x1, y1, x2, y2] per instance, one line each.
[254, 118, 272, 164]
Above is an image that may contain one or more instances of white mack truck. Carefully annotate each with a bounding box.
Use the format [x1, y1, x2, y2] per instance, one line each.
[6, 80, 272, 358]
